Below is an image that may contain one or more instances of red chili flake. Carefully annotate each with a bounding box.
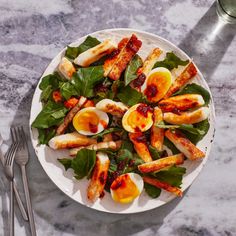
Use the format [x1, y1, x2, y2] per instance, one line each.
[89, 123, 98, 133]
[135, 134, 147, 143]
[107, 49, 120, 59]
[133, 73, 146, 87]
[134, 127, 141, 133]
[126, 34, 142, 53]
[111, 179, 123, 190]
[99, 191, 105, 198]
[128, 159, 135, 167]
[99, 171, 105, 185]
[144, 84, 158, 99]
[136, 104, 153, 118]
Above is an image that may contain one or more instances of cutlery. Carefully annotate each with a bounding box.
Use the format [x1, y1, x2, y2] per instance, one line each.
[12, 127, 37, 236]
[0, 133, 28, 222]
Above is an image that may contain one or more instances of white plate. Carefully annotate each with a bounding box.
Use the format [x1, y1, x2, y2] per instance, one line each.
[29, 28, 215, 214]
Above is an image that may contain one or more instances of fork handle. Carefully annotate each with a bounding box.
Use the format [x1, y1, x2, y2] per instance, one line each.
[13, 180, 28, 221]
[10, 180, 14, 236]
[21, 165, 37, 236]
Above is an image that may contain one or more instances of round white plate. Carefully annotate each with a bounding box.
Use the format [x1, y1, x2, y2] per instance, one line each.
[29, 28, 215, 214]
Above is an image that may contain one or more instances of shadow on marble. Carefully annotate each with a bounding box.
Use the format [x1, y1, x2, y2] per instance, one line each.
[178, 2, 236, 80]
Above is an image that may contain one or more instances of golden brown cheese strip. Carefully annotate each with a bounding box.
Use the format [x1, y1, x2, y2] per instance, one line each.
[48, 132, 97, 149]
[129, 132, 152, 163]
[138, 153, 184, 173]
[58, 57, 76, 80]
[103, 38, 129, 77]
[143, 176, 182, 197]
[159, 94, 205, 112]
[87, 152, 110, 202]
[69, 141, 122, 156]
[74, 39, 116, 67]
[108, 34, 142, 81]
[165, 129, 205, 160]
[151, 107, 164, 151]
[56, 96, 87, 135]
[163, 107, 209, 125]
[164, 62, 198, 98]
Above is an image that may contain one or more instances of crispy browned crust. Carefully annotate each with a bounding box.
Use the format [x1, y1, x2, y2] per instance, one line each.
[108, 34, 142, 81]
[151, 107, 164, 151]
[138, 153, 184, 173]
[143, 176, 182, 197]
[103, 38, 129, 77]
[164, 62, 197, 98]
[165, 129, 205, 160]
[87, 154, 110, 202]
[104, 103, 127, 117]
[159, 94, 204, 112]
[56, 97, 87, 135]
[129, 132, 152, 163]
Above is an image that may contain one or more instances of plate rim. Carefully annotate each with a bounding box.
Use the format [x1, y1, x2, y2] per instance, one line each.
[29, 28, 216, 214]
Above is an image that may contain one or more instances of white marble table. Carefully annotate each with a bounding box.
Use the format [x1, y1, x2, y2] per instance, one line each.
[0, 0, 236, 235]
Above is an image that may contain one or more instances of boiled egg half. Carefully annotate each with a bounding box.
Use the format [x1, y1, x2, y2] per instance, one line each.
[122, 103, 153, 133]
[141, 67, 172, 102]
[73, 107, 109, 136]
[110, 173, 144, 204]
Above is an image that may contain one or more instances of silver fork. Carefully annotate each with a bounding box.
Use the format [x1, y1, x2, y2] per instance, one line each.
[12, 127, 37, 236]
[4, 139, 19, 236]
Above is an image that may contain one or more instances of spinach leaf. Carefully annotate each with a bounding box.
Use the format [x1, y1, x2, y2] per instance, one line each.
[40, 85, 53, 102]
[153, 52, 189, 70]
[38, 128, 56, 145]
[144, 183, 161, 198]
[31, 101, 68, 129]
[39, 73, 61, 90]
[58, 158, 72, 171]
[149, 145, 162, 160]
[72, 66, 104, 97]
[154, 165, 186, 187]
[60, 81, 78, 100]
[173, 83, 211, 105]
[124, 55, 143, 86]
[120, 140, 134, 153]
[91, 127, 122, 139]
[65, 36, 101, 60]
[117, 86, 145, 106]
[163, 137, 180, 155]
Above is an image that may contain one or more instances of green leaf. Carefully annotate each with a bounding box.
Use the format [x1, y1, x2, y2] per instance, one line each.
[163, 137, 180, 155]
[31, 101, 68, 129]
[124, 55, 143, 86]
[58, 158, 72, 171]
[149, 145, 162, 160]
[144, 183, 161, 198]
[72, 66, 104, 97]
[117, 86, 145, 106]
[38, 128, 56, 145]
[173, 83, 211, 105]
[40, 85, 53, 102]
[65, 36, 101, 60]
[71, 149, 96, 179]
[60, 82, 78, 100]
[153, 52, 189, 70]
[91, 127, 122, 139]
[120, 140, 134, 153]
[154, 165, 186, 187]
[39, 73, 61, 90]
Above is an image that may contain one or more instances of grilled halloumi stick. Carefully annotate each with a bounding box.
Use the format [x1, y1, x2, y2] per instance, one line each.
[138, 153, 184, 173]
[129, 132, 152, 163]
[48, 132, 97, 149]
[159, 94, 204, 112]
[58, 57, 76, 80]
[103, 38, 129, 77]
[69, 141, 122, 156]
[163, 107, 209, 125]
[56, 96, 87, 135]
[96, 99, 128, 117]
[151, 107, 164, 151]
[108, 34, 142, 81]
[74, 39, 116, 67]
[87, 152, 110, 202]
[165, 129, 205, 160]
[164, 62, 197, 98]
[143, 176, 182, 197]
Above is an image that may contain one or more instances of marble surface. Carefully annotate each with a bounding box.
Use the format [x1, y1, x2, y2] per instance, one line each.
[0, 0, 235, 235]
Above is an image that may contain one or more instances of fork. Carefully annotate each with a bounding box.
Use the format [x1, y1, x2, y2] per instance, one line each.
[12, 127, 37, 236]
[4, 139, 19, 236]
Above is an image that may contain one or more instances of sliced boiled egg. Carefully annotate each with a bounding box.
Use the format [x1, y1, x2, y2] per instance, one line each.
[73, 107, 109, 136]
[141, 67, 172, 102]
[110, 173, 144, 204]
[122, 103, 153, 133]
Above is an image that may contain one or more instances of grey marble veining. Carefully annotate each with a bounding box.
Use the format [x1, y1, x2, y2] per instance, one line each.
[0, 0, 236, 235]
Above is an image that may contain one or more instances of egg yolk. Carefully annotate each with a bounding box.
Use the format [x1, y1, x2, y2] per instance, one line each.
[144, 71, 171, 102]
[111, 174, 140, 203]
[74, 111, 99, 133]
